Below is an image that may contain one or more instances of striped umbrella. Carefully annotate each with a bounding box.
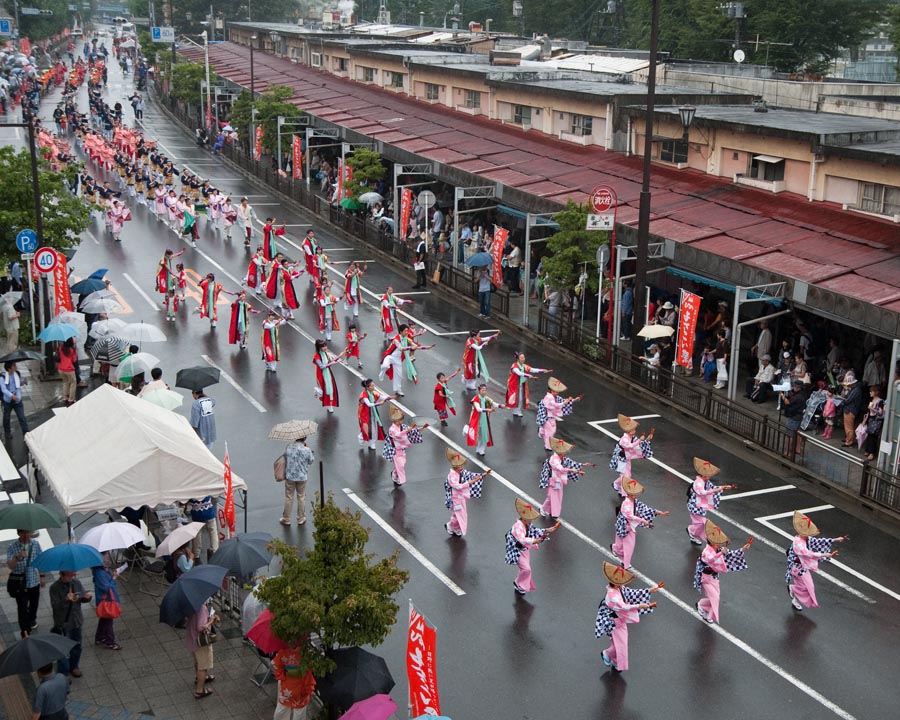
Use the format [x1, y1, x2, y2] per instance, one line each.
[89, 336, 128, 364]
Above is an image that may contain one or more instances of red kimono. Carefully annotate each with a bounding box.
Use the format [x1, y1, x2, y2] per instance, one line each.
[265, 265, 300, 309]
[358, 389, 386, 442]
[228, 298, 252, 346]
[262, 223, 285, 261]
[346, 329, 362, 360]
[433, 381, 456, 419]
[198, 278, 222, 321]
[465, 395, 495, 448]
[246, 253, 266, 289]
[301, 236, 318, 277]
[313, 350, 339, 408]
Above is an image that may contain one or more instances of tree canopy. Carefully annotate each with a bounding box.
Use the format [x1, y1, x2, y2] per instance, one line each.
[18, 0, 70, 41]
[542, 201, 607, 295]
[227, 85, 299, 155]
[345, 148, 387, 200]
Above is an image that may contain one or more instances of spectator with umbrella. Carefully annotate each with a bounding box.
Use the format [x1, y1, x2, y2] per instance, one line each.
[57, 337, 79, 406]
[189, 388, 217, 448]
[1, 359, 29, 438]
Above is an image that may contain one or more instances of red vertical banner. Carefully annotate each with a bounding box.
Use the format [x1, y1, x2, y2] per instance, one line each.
[291, 136, 303, 179]
[337, 159, 344, 201]
[223, 443, 235, 534]
[53, 252, 73, 315]
[491, 226, 508, 287]
[343, 163, 353, 198]
[407, 602, 441, 717]
[254, 126, 263, 161]
[676, 289, 701, 368]
[400, 188, 412, 239]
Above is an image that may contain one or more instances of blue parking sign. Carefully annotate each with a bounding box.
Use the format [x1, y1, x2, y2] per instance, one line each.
[151, 27, 161, 40]
[0, 19, 11, 36]
[16, 229, 38, 253]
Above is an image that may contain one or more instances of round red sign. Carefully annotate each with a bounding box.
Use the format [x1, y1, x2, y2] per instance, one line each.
[589, 185, 616, 214]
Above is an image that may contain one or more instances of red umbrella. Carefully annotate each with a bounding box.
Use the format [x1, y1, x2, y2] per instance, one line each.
[246, 609, 289, 655]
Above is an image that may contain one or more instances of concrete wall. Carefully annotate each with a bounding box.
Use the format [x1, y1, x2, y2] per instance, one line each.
[821, 96, 900, 121]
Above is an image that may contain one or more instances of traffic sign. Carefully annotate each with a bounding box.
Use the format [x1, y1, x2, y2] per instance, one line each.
[589, 185, 616, 214]
[15, 229, 38, 254]
[151, 26, 175, 43]
[417, 190, 436, 209]
[34, 247, 58, 274]
[0, 19, 11, 36]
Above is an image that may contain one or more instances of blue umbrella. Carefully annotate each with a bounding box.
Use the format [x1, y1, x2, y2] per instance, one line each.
[32, 543, 104, 572]
[38, 324, 78, 342]
[464, 251, 493, 268]
[70, 277, 108, 295]
[159, 564, 227, 626]
[88, 269, 109, 280]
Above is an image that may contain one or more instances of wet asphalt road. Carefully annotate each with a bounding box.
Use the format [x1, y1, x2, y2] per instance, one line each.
[9, 54, 900, 720]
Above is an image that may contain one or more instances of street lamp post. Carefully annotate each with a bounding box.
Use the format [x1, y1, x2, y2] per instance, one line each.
[250, 34, 257, 99]
[202, 30, 211, 129]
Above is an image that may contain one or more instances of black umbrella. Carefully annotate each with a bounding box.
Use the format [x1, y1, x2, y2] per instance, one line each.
[159, 564, 227, 626]
[175, 366, 221, 391]
[70, 277, 108, 295]
[209, 536, 273, 578]
[0, 634, 77, 678]
[317, 647, 395, 709]
[0, 350, 43, 364]
[89, 336, 128, 364]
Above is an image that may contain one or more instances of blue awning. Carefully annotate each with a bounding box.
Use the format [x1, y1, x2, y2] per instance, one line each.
[497, 205, 559, 227]
[665, 267, 783, 304]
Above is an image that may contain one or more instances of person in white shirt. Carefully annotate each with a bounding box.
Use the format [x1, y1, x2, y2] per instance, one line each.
[745, 354, 776, 403]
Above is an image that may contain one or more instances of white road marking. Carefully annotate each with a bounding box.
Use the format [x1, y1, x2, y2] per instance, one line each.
[200, 354, 267, 413]
[592, 414, 660, 424]
[756, 505, 834, 520]
[343, 489, 465, 597]
[86, 229, 100, 245]
[587, 421, 878, 604]
[394, 292, 431, 296]
[122, 272, 160, 311]
[722, 485, 797, 500]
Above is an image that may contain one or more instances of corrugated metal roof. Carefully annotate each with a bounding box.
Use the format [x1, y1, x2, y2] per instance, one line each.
[552, 55, 650, 74]
[744, 253, 846, 283]
[692, 235, 776, 260]
[817, 275, 900, 305]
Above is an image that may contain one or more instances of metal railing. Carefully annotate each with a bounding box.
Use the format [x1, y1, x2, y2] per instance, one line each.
[861, 463, 900, 513]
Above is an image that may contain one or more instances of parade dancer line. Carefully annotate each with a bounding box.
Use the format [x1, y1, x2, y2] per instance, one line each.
[379, 324, 433, 396]
[383, 407, 427, 487]
[313, 339, 346, 414]
[786, 511, 847, 611]
[262, 217, 285, 262]
[694, 520, 752, 624]
[266, 257, 303, 319]
[245, 244, 268, 295]
[539, 437, 594, 520]
[505, 498, 559, 595]
[262, 311, 287, 372]
[536, 377, 583, 451]
[434, 369, 461, 427]
[609, 414, 654, 496]
[156, 247, 185, 304]
[301, 230, 319, 283]
[611, 478, 669, 570]
[444, 448, 490, 537]
[595, 562, 662, 673]
[686, 458, 735, 545]
[318, 282, 341, 342]
[505, 351, 551, 417]
[357, 379, 392, 450]
[462, 330, 500, 391]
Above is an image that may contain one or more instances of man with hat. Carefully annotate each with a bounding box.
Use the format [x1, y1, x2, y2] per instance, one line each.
[609, 414, 654, 497]
[839, 371, 863, 448]
[611, 478, 668, 570]
[686, 458, 735, 545]
[693, 520, 752, 624]
[745, 353, 775, 403]
[444, 449, 491, 537]
[536, 377, 583, 451]
[595, 561, 662, 672]
[383, 406, 427, 486]
[539, 437, 594, 519]
[786, 511, 847, 611]
[505, 499, 559, 594]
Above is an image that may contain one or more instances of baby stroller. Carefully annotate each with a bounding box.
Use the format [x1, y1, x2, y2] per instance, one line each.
[800, 388, 828, 433]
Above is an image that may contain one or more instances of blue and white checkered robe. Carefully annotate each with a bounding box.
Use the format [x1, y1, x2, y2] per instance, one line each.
[594, 587, 655, 638]
[785, 537, 834, 584]
[539, 456, 586, 489]
[535, 396, 574, 428]
[608, 439, 653, 471]
[444, 470, 484, 509]
[381, 425, 424, 460]
[693, 548, 748, 591]
[504, 524, 548, 565]
[614, 500, 659, 538]
[686, 479, 722, 516]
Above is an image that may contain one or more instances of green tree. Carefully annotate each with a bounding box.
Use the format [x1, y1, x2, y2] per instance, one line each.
[345, 148, 386, 200]
[0, 147, 89, 264]
[170, 61, 214, 107]
[542, 201, 607, 295]
[255, 496, 409, 677]
[18, 0, 70, 40]
[251, 86, 300, 156]
[888, 3, 900, 77]
[228, 89, 254, 146]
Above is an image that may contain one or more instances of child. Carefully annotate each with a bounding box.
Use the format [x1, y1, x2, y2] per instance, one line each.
[701, 342, 716, 383]
[165, 288, 177, 322]
[434, 369, 461, 427]
[345, 323, 367, 369]
[822, 389, 836, 439]
[175, 263, 187, 310]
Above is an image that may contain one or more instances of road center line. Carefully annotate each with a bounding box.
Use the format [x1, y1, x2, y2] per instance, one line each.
[592, 414, 661, 424]
[343, 489, 465, 597]
[200, 354, 267, 413]
[121, 273, 160, 312]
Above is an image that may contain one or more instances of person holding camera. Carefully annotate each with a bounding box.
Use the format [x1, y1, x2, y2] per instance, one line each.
[49, 571, 92, 677]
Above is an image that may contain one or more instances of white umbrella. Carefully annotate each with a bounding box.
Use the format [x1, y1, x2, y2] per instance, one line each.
[358, 191, 383, 205]
[155, 522, 205, 558]
[0, 291, 22, 307]
[119, 38, 135, 48]
[141, 388, 184, 411]
[117, 323, 167, 344]
[637, 324, 676, 339]
[80, 522, 146, 552]
[82, 289, 116, 304]
[115, 352, 160, 380]
[81, 297, 125, 314]
[89, 318, 128, 339]
[49, 310, 86, 325]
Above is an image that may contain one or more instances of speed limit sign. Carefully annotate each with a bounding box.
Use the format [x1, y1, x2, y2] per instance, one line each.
[34, 247, 58, 274]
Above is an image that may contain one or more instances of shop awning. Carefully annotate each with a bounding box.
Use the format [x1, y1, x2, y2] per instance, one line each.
[665, 267, 783, 304]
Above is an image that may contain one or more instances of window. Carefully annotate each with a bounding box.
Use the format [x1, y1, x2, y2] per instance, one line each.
[391, 72, 404, 88]
[513, 104, 532, 125]
[749, 155, 784, 181]
[860, 182, 900, 216]
[363, 67, 375, 82]
[425, 83, 440, 101]
[310, 52, 322, 68]
[660, 139, 688, 164]
[570, 114, 593, 136]
[465, 89, 481, 109]
[335, 57, 347, 72]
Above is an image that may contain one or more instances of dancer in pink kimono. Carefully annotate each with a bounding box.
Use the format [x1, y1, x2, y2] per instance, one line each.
[595, 562, 662, 673]
[786, 511, 847, 611]
[539, 437, 594, 520]
[609, 414, 655, 496]
[444, 449, 491, 537]
[694, 520, 752, 624]
[686, 457, 735, 545]
[107, 199, 130, 242]
[164, 190, 179, 232]
[536, 377, 583, 451]
[153, 183, 167, 221]
[383, 406, 427, 486]
[611, 478, 668, 570]
[505, 498, 559, 594]
[221, 196, 237, 240]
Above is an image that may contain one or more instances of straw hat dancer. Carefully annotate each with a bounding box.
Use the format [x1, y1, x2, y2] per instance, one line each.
[443, 448, 492, 538]
[536, 377, 583, 451]
[611, 479, 669, 570]
[609, 414, 656, 497]
[692, 520, 753, 624]
[685, 457, 736, 546]
[786, 511, 848, 611]
[538, 437, 595, 520]
[504, 499, 560, 595]
[383, 406, 429, 487]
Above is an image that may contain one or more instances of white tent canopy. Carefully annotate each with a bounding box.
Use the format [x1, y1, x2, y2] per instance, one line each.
[25, 384, 247, 515]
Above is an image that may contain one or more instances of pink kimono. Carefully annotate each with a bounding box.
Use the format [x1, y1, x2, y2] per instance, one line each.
[537, 392, 565, 450]
[510, 519, 543, 592]
[686, 476, 723, 542]
[388, 423, 413, 485]
[541, 453, 569, 518]
[603, 587, 645, 672]
[697, 545, 728, 623]
[446, 469, 472, 536]
[612, 432, 644, 496]
[788, 535, 833, 609]
[612, 496, 652, 569]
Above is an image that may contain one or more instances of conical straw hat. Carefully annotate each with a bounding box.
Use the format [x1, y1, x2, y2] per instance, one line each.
[603, 561, 635, 586]
[792, 511, 820, 537]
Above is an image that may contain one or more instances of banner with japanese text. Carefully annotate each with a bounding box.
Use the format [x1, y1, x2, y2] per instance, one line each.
[292, 136, 303, 179]
[337, 159, 344, 201]
[676, 289, 701, 368]
[491, 225, 508, 287]
[223, 443, 235, 534]
[53, 251, 73, 315]
[343, 162, 353, 198]
[254, 126, 263, 161]
[407, 601, 441, 718]
[400, 188, 413, 239]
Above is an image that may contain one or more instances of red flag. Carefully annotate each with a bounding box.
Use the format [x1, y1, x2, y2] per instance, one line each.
[491, 226, 508, 287]
[337, 158, 344, 201]
[53, 252, 73, 315]
[343, 162, 353, 198]
[223, 443, 235, 534]
[407, 601, 441, 717]
[400, 188, 413, 239]
[292, 136, 303, 180]
[676, 289, 702, 368]
[254, 126, 263, 161]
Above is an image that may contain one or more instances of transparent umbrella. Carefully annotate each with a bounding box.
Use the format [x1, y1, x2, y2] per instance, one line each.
[117, 322, 167, 344]
[141, 388, 184, 411]
[114, 352, 160, 380]
[81, 297, 125, 314]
